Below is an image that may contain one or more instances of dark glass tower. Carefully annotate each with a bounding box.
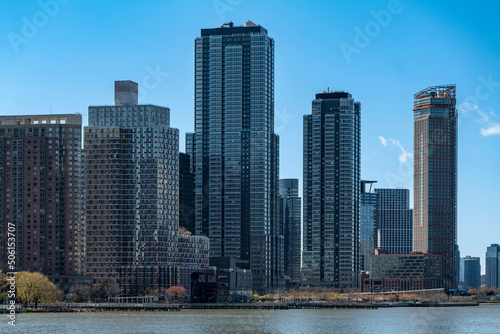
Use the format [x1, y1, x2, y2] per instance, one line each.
[486, 244, 500, 288]
[413, 85, 457, 289]
[189, 21, 280, 290]
[179, 152, 195, 234]
[279, 179, 302, 285]
[303, 91, 361, 288]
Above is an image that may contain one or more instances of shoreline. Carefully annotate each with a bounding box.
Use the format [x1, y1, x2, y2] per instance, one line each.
[1, 301, 487, 313]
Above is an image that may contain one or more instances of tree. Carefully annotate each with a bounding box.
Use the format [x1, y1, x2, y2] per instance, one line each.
[166, 286, 187, 301]
[101, 279, 121, 300]
[69, 284, 90, 302]
[0, 272, 9, 302]
[16, 271, 61, 308]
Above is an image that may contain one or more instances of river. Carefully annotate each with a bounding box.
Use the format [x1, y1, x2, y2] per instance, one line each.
[3, 305, 500, 333]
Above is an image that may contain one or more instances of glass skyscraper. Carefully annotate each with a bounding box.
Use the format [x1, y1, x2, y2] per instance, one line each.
[486, 244, 500, 288]
[279, 179, 302, 285]
[413, 85, 457, 289]
[303, 91, 361, 288]
[188, 21, 280, 290]
[376, 188, 413, 255]
[360, 181, 378, 272]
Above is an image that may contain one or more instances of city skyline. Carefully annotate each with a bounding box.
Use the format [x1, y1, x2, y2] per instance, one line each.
[1, 0, 499, 269]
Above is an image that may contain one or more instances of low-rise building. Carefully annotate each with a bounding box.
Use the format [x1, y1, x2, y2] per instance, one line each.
[361, 253, 443, 292]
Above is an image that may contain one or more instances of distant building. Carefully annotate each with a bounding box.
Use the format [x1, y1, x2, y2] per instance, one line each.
[279, 179, 302, 285]
[302, 90, 361, 288]
[179, 152, 195, 234]
[413, 85, 458, 289]
[209, 257, 253, 302]
[361, 253, 443, 292]
[376, 188, 413, 255]
[360, 181, 378, 272]
[85, 81, 209, 296]
[0, 114, 86, 292]
[459, 256, 481, 289]
[486, 244, 500, 288]
[191, 272, 217, 303]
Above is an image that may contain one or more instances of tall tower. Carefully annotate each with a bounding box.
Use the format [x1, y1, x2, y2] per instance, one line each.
[279, 179, 302, 285]
[360, 181, 378, 272]
[0, 114, 85, 292]
[486, 244, 500, 288]
[85, 81, 179, 286]
[303, 91, 361, 288]
[189, 21, 280, 290]
[376, 188, 413, 255]
[413, 85, 457, 288]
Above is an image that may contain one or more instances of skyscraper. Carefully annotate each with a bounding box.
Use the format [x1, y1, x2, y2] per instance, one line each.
[85, 81, 209, 295]
[279, 179, 302, 285]
[413, 85, 457, 288]
[360, 181, 378, 272]
[179, 152, 195, 234]
[459, 256, 481, 289]
[189, 21, 280, 290]
[486, 244, 500, 288]
[303, 90, 361, 288]
[376, 188, 413, 255]
[0, 114, 85, 292]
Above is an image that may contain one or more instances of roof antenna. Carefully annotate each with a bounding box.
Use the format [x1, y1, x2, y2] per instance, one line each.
[50, 106, 52, 114]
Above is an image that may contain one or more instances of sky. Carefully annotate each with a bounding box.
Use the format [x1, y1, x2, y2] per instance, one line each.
[1, 0, 499, 273]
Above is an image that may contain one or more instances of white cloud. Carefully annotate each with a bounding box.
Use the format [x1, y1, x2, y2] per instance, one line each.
[460, 102, 500, 137]
[378, 136, 413, 163]
[378, 136, 388, 146]
[480, 124, 500, 137]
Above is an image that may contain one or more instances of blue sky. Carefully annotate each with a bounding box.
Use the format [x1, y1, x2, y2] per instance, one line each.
[1, 0, 499, 272]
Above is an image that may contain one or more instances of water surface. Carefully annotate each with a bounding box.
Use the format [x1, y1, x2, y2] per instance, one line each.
[3, 305, 500, 333]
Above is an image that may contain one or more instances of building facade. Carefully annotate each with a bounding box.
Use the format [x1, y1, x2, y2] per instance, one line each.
[279, 178, 302, 285]
[459, 256, 481, 289]
[302, 91, 361, 288]
[188, 21, 280, 291]
[413, 85, 457, 289]
[361, 253, 443, 292]
[85, 81, 208, 295]
[486, 244, 500, 288]
[0, 114, 85, 292]
[376, 188, 413, 255]
[179, 152, 195, 233]
[360, 181, 378, 272]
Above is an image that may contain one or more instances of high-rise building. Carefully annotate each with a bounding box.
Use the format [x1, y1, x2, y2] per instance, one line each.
[459, 256, 481, 289]
[360, 181, 378, 272]
[0, 114, 85, 292]
[85, 81, 209, 295]
[189, 21, 280, 290]
[413, 85, 457, 288]
[302, 90, 361, 288]
[279, 179, 302, 285]
[376, 188, 413, 255]
[486, 244, 500, 288]
[179, 152, 195, 234]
